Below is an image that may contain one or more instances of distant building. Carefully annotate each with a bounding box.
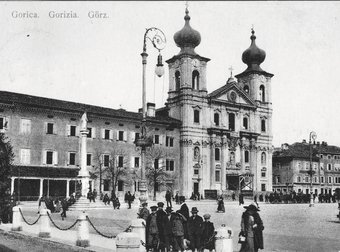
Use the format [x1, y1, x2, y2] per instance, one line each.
[272, 141, 340, 195]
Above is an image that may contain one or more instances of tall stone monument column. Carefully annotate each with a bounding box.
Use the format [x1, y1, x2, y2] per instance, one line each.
[79, 112, 90, 197]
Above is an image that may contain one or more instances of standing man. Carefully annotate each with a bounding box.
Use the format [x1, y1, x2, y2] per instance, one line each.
[187, 207, 203, 252]
[163, 207, 174, 252]
[156, 202, 167, 250]
[239, 203, 264, 252]
[146, 206, 160, 251]
[178, 196, 190, 240]
[239, 192, 244, 205]
[165, 190, 172, 207]
[60, 198, 68, 220]
[172, 210, 187, 252]
[127, 191, 132, 209]
[201, 214, 215, 252]
[138, 202, 150, 221]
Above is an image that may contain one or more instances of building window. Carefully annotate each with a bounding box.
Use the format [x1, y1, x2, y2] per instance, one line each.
[69, 152, 76, 165]
[327, 155, 331, 160]
[175, 71, 181, 90]
[320, 154, 323, 159]
[87, 154, 92, 166]
[214, 113, 219, 126]
[320, 176, 324, 183]
[45, 151, 57, 165]
[118, 156, 124, 167]
[261, 119, 266, 132]
[261, 168, 266, 177]
[215, 170, 221, 182]
[313, 177, 318, 183]
[297, 176, 301, 183]
[261, 184, 266, 192]
[103, 154, 110, 167]
[166, 136, 174, 147]
[192, 70, 199, 90]
[135, 132, 140, 142]
[103, 179, 110, 191]
[103, 129, 111, 140]
[276, 176, 281, 183]
[47, 123, 54, 134]
[118, 180, 124, 191]
[261, 152, 266, 165]
[194, 169, 199, 175]
[243, 117, 248, 130]
[305, 177, 309, 183]
[134, 157, 140, 168]
[259, 85, 265, 102]
[327, 163, 332, 171]
[215, 148, 220, 161]
[228, 113, 235, 131]
[244, 85, 249, 94]
[245, 150, 249, 163]
[194, 110, 200, 123]
[69, 125, 77, 136]
[118, 131, 124, 141]
[0, 117, 4, 130]
[154, 135, 160, 144]
[87, 127, 92, 138]
[166, 159, 174, 171]
[328, 176, 332, 184]
[20, 149, 31, 165]
[20, 119, 31, 134]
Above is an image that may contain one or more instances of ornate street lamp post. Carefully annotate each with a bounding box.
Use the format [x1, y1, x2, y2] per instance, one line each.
[135, 27, 166, 205]
[309, 131, 317, 207]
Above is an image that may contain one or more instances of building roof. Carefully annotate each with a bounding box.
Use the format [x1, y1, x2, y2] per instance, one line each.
[273, 142, 340, 161]
[0, 91, 181, 127]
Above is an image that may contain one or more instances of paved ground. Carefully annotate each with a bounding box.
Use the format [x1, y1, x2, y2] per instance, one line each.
[0, 199, 339, 252]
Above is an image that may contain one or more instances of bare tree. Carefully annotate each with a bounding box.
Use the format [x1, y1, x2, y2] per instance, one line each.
[145, 146, 176, 201]
[92, 148, 132, 197]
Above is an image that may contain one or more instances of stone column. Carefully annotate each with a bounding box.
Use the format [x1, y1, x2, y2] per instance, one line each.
[221, 135, 227, 192]
[39, 179, 43, 197]
[11, 177, 15, 194]
[66, 179, 70, 197]
[79, 112, 90, 197]
[210, 134, 216, 188]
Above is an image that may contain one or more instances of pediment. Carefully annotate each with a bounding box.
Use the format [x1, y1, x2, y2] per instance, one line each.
[209, 83, 256, 107]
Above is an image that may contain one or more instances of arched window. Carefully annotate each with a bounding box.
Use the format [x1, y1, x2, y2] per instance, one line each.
[192, 70, 200, 90]
[261, 152, 266, 165]
[261, 119, 266, 132]
[194, 110, 200, 123]
[175, 71, 181, 91]
[243, 117, 248, 130]
[244, 150, 249, 163]
[297, 176, 301, 183]
[228, 113, 235, 131]
[215, 148, 220, 161]
[214, 113, 220, 126]
[244, 85, 249, 94]
[194, 147, 200, 161]
[259, 85, 265, 102]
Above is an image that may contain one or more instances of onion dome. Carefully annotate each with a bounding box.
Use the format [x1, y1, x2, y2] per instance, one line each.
[174, 8, 201, 55]
[241, 29, 266, 72]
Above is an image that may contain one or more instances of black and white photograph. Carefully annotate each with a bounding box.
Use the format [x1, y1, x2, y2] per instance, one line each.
[0, 1, 339, 252]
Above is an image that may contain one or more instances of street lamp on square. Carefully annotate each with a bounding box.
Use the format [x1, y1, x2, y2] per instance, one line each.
[309, 131, 317, 207]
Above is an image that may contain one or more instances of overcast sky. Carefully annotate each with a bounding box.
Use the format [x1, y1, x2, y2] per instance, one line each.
[0, 1, 339, 147]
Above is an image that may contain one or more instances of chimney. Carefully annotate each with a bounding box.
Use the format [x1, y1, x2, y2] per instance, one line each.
[147, 102, 156, 117]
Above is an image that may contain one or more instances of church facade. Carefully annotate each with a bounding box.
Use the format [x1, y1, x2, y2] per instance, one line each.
[162, 8, 274, 197]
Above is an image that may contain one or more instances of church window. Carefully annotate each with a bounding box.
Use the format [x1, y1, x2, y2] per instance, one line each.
[245, 150, 249, 163]
[228, 113, 235, 131]
[259, 85, 265, 102]
[214, 113, 219, 126]
[297, 176, 301, 183]
[194, 110, 200, 123]
[192, 70, 199, 90]
[261, 152, 266, 165]
[244, 85, 249, 94]
[215, 170, 221, 182]
[215, 148, 220, 161]
[175, 71, 181, 90]
[261, 119, 266, 132]
[243, 117, 248, 130]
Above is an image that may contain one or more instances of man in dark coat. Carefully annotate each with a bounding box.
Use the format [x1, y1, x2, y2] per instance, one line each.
[187, 207, 203, 252]
[156, 202, 167, 250]
[127, 191, 132, 209]
[177, 196, 190, 239]
[146, 206, 160, 251]
[138, 202, 150, 221]
[162, 207, 174, 252]
[201, 214, 215, 252]
[165, 190, 172, 207]
[239, 193, 244, 205]
[172, 211, 187, 252]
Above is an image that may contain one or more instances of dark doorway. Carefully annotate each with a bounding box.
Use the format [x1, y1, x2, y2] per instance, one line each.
[193, 182, 199, 195]
[226, 175, 239, 190]
[43, 180, 66, 198]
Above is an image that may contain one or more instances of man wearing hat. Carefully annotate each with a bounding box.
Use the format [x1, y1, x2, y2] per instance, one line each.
[156, 202, 167, 251]
[146, 205, 160, 251]
[138, 202, 150, 221]
[187, 207, 203, 252]
[162, 207, 174, 251]
[201, 214, 215, 252]
[240, 203, 264, 252]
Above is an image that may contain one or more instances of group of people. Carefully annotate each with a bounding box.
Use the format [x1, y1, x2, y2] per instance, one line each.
[102, 192, 121, 209]
[38, 195, 70, 220]
[87, 189, 98, 203]
[139, 197, 216, 252]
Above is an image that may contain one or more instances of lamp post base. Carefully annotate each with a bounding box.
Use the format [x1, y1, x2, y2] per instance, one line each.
[309, 193, 314, 207]
[138, 180, 148, 206]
